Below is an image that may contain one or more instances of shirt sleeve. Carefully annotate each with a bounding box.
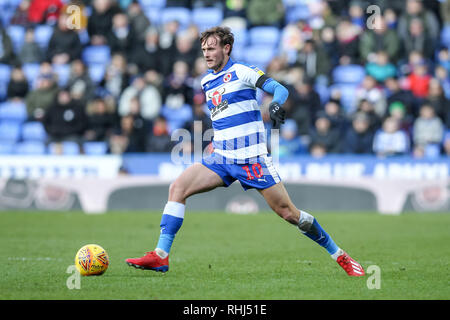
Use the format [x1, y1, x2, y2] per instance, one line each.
[235, 64, 267, 88]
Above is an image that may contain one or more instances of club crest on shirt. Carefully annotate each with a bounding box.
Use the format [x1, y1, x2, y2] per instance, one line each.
[223, 72, 232, 83]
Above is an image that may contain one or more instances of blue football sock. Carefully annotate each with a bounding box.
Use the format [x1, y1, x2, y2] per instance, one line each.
[298, 211, 339, 255]
[155, 201, 185, 255]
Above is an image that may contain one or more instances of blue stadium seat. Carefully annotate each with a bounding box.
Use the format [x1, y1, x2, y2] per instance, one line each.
[0, 141, 14, 154]
[1, 0, 22, 7]
[82, 45, 111, 65]
[332, 65, 366, 84]
[315, 84, 330, 106]
[34, 25, 54, 50]
[0, 101, 27, 122]
[0, 63, 11, 101]
[7, 25, 25, 53]
[0, 8, 13, 27]
[329, 83, 359, 113]
[48, 141, 80, 155]
[191, 7, 223, 32]
[0, 120, 22, 143]
[78, 29, 90, 45]
[284, 3, 311, 24]
[21, 121, 47, 141]
[160, 7, 191, 30]
[243, 45, 277, 69]
[83, 141, 108, 155]
[52, 63, 71, 87]
[232, 28, 248, 47]
[143, 6, 161, 25]
[161, 104, 193, 133]
[249, 26, 280, 47]
[440, 24, 450, 48]
[231, 45, 245, 62]
[88, 64, 106, 83]
[138, 0, 166, 8]
[22, 63, 41, 89]
[0, 63, 11, 83]
[14, 141, 46, 155]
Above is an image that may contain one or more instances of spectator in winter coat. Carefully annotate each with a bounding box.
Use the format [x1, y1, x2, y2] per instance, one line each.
[7, 67, 29, 101]
[25, 72, 59, 121]
[309, 112, 341, 154]
[47, 13, 83, 64]
[43, 88, 88, 143]
[342, 112, 374, 154]
[19, 28, 44, 64]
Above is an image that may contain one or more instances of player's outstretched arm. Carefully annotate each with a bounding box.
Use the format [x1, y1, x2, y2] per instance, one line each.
[260, 79, 289, 128]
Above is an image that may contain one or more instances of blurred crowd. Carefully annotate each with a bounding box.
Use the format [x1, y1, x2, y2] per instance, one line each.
[0, 0, 450, 158]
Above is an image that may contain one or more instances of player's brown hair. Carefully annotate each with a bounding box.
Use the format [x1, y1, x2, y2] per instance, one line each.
[200, 26, 234, 55]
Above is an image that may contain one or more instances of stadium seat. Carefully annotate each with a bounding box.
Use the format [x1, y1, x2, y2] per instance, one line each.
[192, 7, 223, 32]
[248, 26, 280, 47]
[243, 45, 277, 69]
[160, 7, 191, 30]
[83, 141, 108, 155]
[22, 63, 41, 89]
[82, 45, 111, 66]
[232, 27, 248, 47]
[88, 64, 106, 83]
[332, 65, 366, 84]
[34, 25, 54, 50]
[221, 16, 247, 31]
[143, 6, 161, 25]
[0, 64, 11, 101]
[7, 25, 25, 53]
[138, 0, 166, 8]
[78, 29, 90, 46]
[52, 63, 71, 87]
[0, 63, 11, 83]
[0, 121, 22, 143]
[315, 84, 330, 106]
[21, 121, 47, 141]
[14, 141, 46, 155]
[231, 45, 245, 62]
[161, 104, 193, 134]
[440, 24, 450, 48]
[284, 3, 311, 24]
[0, 141, 14, 154]
[0, 101, 27, 122]
[48, 141, 80, 155]
[329, 83, 359, 113]
[0, 8, 13, 27]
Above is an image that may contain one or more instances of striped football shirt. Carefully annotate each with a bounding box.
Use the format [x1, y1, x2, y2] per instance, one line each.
[201, 58, 268, 161]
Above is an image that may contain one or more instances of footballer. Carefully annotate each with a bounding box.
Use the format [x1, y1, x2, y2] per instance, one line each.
[126, 26, 365, 277]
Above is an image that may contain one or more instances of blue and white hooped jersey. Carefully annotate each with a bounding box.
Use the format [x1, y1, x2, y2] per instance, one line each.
[201, 58, 268, 161]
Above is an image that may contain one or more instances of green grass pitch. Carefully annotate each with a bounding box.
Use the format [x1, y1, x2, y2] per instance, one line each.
[0, 210, 449, 300]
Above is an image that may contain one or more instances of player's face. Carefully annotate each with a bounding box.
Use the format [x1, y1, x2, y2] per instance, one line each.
[201, 36, 230, 72]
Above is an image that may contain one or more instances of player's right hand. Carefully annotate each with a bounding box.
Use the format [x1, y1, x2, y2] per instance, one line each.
[269, 102, 286, 129]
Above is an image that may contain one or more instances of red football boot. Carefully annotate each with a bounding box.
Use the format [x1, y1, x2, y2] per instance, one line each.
[125, 251, 169, 272]
[336, 251, 365, 276]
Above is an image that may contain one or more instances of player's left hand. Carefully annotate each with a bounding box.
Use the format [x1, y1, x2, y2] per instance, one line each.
[269, 102, 286, 128]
